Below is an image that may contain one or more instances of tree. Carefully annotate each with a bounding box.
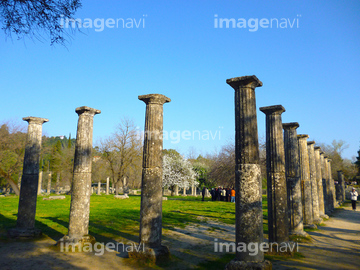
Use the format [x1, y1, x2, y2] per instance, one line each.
[0, 121, 27, 195]
[162, 151, 198, 195]
[99, 118, 142, 194]
[355, 147, 360, 176]
[0, 0, 82, 45]
[318, 139, 356, 181]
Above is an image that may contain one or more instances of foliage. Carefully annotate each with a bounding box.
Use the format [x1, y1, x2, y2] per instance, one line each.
[98, 118, 142, 193]
[318, 140, 357, 181]
[0, 121, 27, 195]
[162, 151, 198, 191]
[0, 0, 82, 45]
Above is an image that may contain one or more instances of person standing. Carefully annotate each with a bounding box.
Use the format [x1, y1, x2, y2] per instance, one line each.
[350, 188, 358, 211]
[202, 187, 206, 201]
[231, 188, 235, 203]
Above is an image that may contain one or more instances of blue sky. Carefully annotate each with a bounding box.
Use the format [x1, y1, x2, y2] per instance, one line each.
[1, 0, 359, 160]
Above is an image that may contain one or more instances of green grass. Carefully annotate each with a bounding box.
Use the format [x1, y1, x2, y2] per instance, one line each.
[0, 195, 269, 241]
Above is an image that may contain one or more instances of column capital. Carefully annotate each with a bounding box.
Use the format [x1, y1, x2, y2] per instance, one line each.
[23, 117, 49, 125]
[327, 158, 332, 162]
[138, 94, 171, 105]
[259, 105, 285, 115]
[307, 141, 316, 145]
[314, 146, 321, 151]
[297, 134, 309, 140]
[337, 170, 343, 173]
[282, 122, 299, 130]
[226, 75, 263, 90]
[75, 106, 101, 116]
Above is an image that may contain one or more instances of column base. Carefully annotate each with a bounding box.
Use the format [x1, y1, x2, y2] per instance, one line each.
[320, 214, 329, 219]
[290, 230, 309, 238]
[128, 245, 170, 264]
[224, 259, 272, 270]
[7, 227, 42, 239]
[314, 218, 323, 225]
[56, 235, 96, 252]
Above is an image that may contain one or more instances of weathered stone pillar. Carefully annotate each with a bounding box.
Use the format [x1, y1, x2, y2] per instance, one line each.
[283, 122, 306, 237]
[18, 174, 22, 192]
[97, 181, 101, 195]
[225, 76, 271, 269]
[47, 171, 51, 195]
[182, 187, 187, 196]
[337, 171, 345, 203]
[307, 141, 322, 224]
[37, 171, 42, 195]
[59, 106, 100, 245]
[56, 173, 60, 194]
[298, 135, 315, 227]
[314, 147, 327, 218]
[129, 94, 170, 262]
[8, 117, 48, 238]
[106, 177, 110, 195]
[320, 153, 330, 214]
[174, 185, 179, 196]
[260, 105, 289, 243]
[327, 159, 337, 209]
[191, 184, 195, 196]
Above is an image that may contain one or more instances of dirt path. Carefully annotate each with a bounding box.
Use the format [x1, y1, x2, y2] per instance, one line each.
[0, 204, 359, 269]
[272, 204, 360, 270]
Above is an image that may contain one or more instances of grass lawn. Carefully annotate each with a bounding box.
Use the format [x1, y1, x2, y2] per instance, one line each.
[0, 195, 269, 269]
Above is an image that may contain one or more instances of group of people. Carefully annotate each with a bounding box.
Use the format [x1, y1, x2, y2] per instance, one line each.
[201, 187, 235, 202]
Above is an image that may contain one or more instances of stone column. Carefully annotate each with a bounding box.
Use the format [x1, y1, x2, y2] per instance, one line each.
[97, 181, 101, 195]
[174, 185, 179, 196]
[59, 106, 100, 245]
[327, 159, 336, 209]
[106, 177, 110, 195]
[56, 173, 60, 194]
[191, 184, 195, 196]
[337, 171, 345, 203]
[307, 141, 321, 224]
[260, 105, 289, 243]
[47, 171, 52, 195]
[37, 171, 42, 195]
[314, 147, 327, 218]
[283, 122, 306, 237]
[129, 94, 170, 263]
[320, 153, 329, 214]
[298, 135, 315, 227]
[182, 187, 186, 196]
[17, 174, 22, 192]
[8, 117, 48, 238]
[225, 76, 270, 269]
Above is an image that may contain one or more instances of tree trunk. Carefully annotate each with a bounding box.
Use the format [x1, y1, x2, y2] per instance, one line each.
[5, 177, 20, 195]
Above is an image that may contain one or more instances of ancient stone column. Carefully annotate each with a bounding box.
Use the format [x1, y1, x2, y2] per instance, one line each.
[174, 185, 179, 196]
[56, 173, 60, 194]
[191, 184, 195, 196]
[97, 181, 101, 195]
[8, 117, 48, 238]
[182, 187, 186, 196]
[260, 105, 289, 243]
[307, 141, 321, 224]
[129, 94, 170, 262]
[225, 76, 271, 269]
[106, 177, 110, 195]
[320, 152, 330, 214]
[37, 171, 42, 195]
[314, 147, 326, 218]
[283, 122, 306, 236]
[59, 106, 100, 245]
[298, 135, 315, 227]
[47, 171, 51, 195]
[337, 171, 345, 203]
[327, 159, 336, 209]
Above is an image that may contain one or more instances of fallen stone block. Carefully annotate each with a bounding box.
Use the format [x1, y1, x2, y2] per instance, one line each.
[114, 194, 129, 199]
